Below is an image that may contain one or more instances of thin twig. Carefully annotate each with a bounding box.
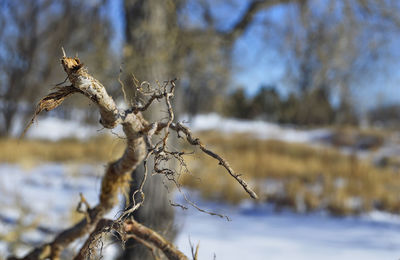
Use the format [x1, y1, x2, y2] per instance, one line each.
[126, 233, 161, 260]
[189, 237, 200, 260]
[174, 122, 258, 199]
[124, 219, 189, 260]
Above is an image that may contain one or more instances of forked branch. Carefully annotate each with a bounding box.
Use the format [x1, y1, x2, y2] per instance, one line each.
[11, 53, 257, 260]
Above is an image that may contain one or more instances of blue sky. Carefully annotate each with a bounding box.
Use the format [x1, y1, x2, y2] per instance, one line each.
[108, 0, 400, 112]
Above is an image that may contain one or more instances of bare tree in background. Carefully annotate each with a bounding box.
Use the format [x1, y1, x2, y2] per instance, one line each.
[121, 2, 181, 258]
[267, 0, 400, 123]
[120, 1, 298, 258]
[0, 0, 114, 136]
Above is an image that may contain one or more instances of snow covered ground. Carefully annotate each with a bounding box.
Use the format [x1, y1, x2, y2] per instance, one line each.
[1, 164, 400, 259]
[181, 113, 332, 143]
[14, 113, 331, 143]
[176, 201, 400, 260]
[11, 116, 105, 141]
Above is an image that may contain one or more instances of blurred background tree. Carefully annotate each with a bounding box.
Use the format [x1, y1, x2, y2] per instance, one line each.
[3, 0, 400, 132]
[265, 0, 400, 126]
[120, 0, 281, 258]
[0, 0, 116, 136]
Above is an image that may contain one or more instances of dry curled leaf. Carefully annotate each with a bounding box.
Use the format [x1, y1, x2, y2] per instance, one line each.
[20, 85, 81, 138]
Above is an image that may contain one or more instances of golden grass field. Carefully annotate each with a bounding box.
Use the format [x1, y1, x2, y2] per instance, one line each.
[0, 135, 124, 165]
[1, 130, 399, 216]
[180, 131, 400, 215]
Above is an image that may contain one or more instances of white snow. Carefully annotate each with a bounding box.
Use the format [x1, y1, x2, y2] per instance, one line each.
[1, 164, 400, 259]
[10, 115, 100, 141]
[22, 117, 100, 141]
[175, 200, 400, 260]
[13, 113, 331, 143]
[181, 113, 331, 143]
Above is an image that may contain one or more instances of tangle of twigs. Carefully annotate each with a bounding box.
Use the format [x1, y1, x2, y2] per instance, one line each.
[11, 53, 257, 260]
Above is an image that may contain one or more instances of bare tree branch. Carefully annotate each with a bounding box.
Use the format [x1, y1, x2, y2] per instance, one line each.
[224, 0, 295, 41]
[124, 219, 189, 260]
[12, 56, 147, 260]
[155, 121, 258, 200]
[74, 219, 114, 260]
[74, 218, 188, 260]
[10, 54, 257, 259]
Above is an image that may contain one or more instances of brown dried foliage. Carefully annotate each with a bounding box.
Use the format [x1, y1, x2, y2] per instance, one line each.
[21, 85, 82, 138]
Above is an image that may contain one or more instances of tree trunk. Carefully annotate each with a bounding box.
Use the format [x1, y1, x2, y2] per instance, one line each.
[121, 0, 178, 259]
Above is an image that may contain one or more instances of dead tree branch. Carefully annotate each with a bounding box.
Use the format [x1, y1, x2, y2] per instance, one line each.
[11, 54, 257, 259]
[124, 219, 188, 260]
[74, 219, 114, 260]
[14, 56, 146, 260]
[173, 122, 258, 199]
[74, 218, 187, 260]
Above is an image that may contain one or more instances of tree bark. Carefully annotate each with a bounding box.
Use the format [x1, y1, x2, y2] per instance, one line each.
[122, 1, 179, 258]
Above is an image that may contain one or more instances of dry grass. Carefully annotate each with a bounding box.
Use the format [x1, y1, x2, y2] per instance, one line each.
[3, 131, 400, 216]
[178, 131, 400, 215]
[0, 135, 125, 166]
[328, 126, 387, 149]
